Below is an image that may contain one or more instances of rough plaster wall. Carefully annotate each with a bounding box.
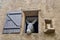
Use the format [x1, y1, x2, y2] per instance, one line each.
[0, 0, 60, 40]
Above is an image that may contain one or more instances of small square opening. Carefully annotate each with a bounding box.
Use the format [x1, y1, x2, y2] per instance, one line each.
[44, 19, 55, 34]
[45, 19, 53, 29]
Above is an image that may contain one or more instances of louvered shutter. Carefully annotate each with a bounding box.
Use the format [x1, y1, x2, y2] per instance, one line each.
[3, 12, 22, 34]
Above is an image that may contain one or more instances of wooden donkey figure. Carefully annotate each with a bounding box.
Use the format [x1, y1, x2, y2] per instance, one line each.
[26, 18, 37, 34]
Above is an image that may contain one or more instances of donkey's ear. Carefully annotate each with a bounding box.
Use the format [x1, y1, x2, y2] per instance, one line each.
[26, 20, 29, 24]
[32, 18, 37, 24]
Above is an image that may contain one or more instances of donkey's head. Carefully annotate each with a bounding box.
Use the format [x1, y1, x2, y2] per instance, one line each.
[26, 18, 37, 34]
[27, 23, 33, 34]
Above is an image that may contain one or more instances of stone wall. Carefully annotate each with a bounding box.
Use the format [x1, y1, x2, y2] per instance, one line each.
[0, 0, 60, 40]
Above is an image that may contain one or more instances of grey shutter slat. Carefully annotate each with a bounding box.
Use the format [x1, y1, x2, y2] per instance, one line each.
[3, 12, 22, 34]
[3, 29, 20, 34]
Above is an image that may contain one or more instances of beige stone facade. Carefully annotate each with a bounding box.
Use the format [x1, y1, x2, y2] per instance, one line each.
[0, 0, 60, 40]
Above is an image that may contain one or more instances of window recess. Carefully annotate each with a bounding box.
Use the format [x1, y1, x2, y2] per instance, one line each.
[44, 19, 55, 34]
[24, 11, 39, 34]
